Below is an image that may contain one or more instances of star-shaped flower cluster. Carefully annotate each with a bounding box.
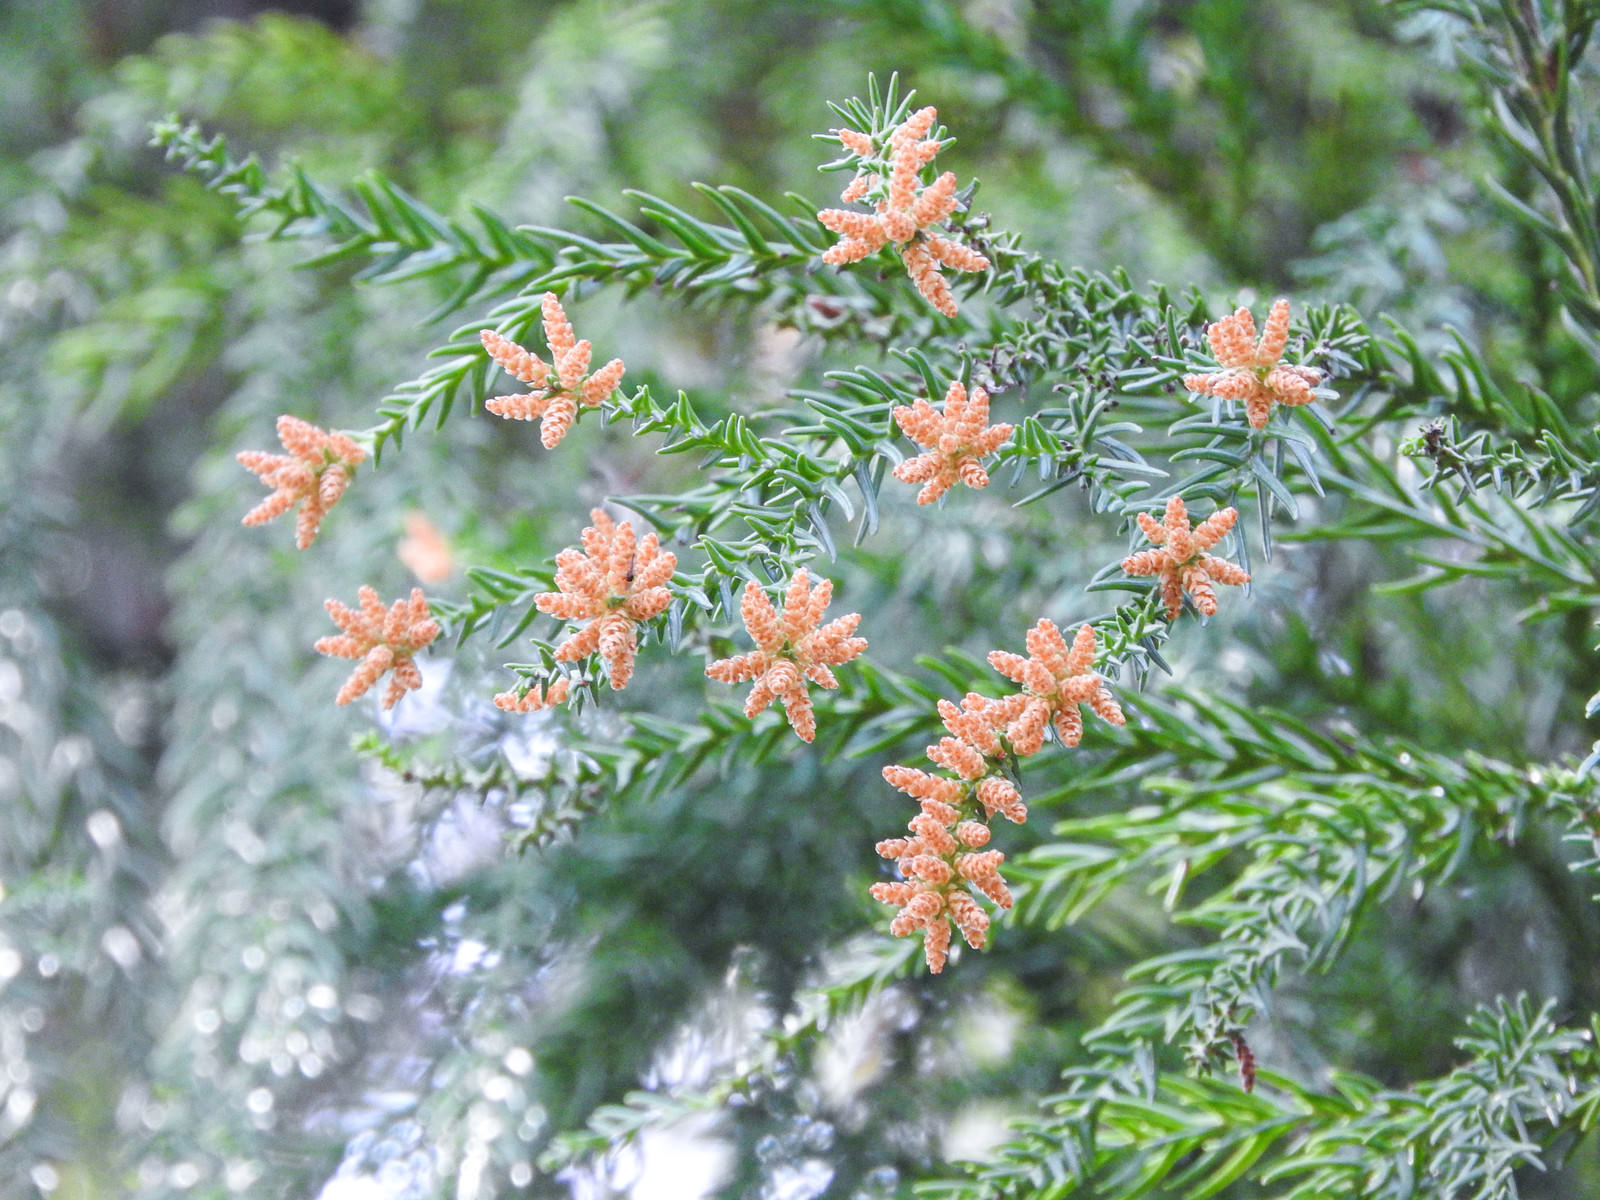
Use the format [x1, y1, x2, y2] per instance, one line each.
[872, 688, 1030, 972]
[238, 415, 366, 549]
[705, 570, 866, 743]
[315, 586, 440, 709]
[1122, 496, 1250, 620]
[871, 801, 1005, 973]
[535, 509, 676, 690]
[482, 292, 626, 449]
[818, 106, 990, 317]
[891, 380, 1014, 504]
[986, 620, 1126, 755]
[1183, 298, 1324, 429]
[871, 616, 1129, 972]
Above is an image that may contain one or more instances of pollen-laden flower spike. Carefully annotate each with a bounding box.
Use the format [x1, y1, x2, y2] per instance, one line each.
[1183, 298, 1326, 429]
[891, 380, 1014, 504]
[837, 127, 875, 157]
[987, 619, 1125, 753]
[481, 293, 626, 450]
[871, 791, 1014, 972]
[315, 587, 439, 709]
[1121, 496, 1250, 620]
[534, 509, 675, 691]
[816, 104, 990, 315]
[493, 676, 572, 713]
[705, 569, 867, 743]
[237, 415, 366, 550]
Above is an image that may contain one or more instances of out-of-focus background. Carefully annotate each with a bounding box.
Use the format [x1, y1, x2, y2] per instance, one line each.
[3, 1, 1597, 1197]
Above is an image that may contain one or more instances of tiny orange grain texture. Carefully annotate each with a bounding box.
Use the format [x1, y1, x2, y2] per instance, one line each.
[705, 570, 866, 743]
[818, 105, 990, 316]
[315, 586, 439, 709]
[1184, 298, 1324, 429]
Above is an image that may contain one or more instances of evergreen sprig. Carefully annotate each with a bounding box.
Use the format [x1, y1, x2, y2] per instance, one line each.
[1009, 685, 1599, 1061]
[1414, 0, 1600, 340]
[1265, 995, 1600, 1199]
[1403, 413, 1600, 520]
[151, 117, 551, 317]
[927, 997, 1599, 1200]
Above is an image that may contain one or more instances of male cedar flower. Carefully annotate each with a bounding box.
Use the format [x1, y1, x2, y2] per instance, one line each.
[705, 570, 866, 743]
[986, 620, 1125, 755]
[873, 616, 1126, 972]
[493, 677, 572, 713]
[237, 415, 365, 549]
[534, 509, 675, 690]
[482, 292, 626, 449]
[1184, 298, 1324, 429]
[818, 106, 990, 316]
[891, 380, 1013, 504]
[874, 826, 1013, 976]
[871, 687, 1031, 972]
[1122, 496, 1249, 620]
[870, 806, 1008, 972]
[316, 586, 439, 709]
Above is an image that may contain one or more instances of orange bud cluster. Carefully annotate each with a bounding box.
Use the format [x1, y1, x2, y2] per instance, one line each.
[872, 619, 1126, 972]
[482, 292, 626, 449]
[705, 570, 867, 743]
[872, 690, 1025, 972]
[493, 676, 572, 713]
[986, 620, 1126, 754]
[315, 587, 440, 709]
[817, 106, 990, 316]
[1183, 298, 1324, 429]
[535, 509, 675, 690]
[238, 415, 366, 549]
[1121, 496, 1249, 620]
[891, 379, 1014, 504]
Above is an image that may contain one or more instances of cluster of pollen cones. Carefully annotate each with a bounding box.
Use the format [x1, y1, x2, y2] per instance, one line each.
[481, 292, 626, 450]
[818, 106, 990, 317]
[227, 96, 1325, 1018]
[872, 619, 1125, 972]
